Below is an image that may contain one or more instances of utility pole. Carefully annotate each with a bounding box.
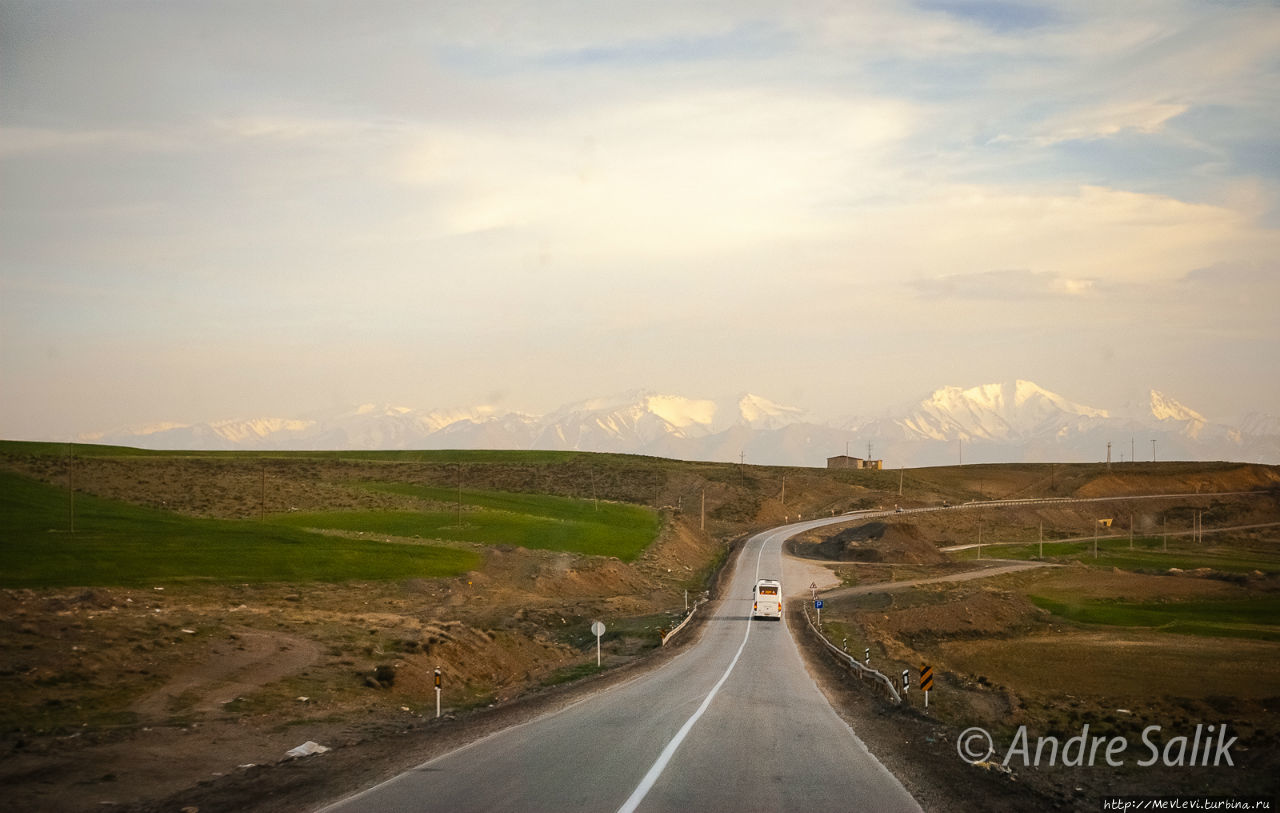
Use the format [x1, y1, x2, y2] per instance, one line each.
[700, 489, 705, 531]
[898, 466, 904, 497]
[260, 464, 266, 522]
[457, 463, 463, 526]
[67, 442, 75, 534]
[1152, 439, 1157, 462]
[1106, 442, 1112, 470]
[958, 438, 962, 466]
[1131, 437, 1135, 466]
[781, 475, 786, 506]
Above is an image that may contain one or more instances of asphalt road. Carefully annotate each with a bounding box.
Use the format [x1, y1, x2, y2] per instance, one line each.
[317, 517, 920, 813]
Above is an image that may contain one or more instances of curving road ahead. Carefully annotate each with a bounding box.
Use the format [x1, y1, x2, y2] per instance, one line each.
[317, 517, 919, 813]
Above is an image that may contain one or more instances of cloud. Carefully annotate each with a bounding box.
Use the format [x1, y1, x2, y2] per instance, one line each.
[916, 0, 1059, 33]
[826, 183, 1273, 290]
[391, 87, 918, 254]
[0, 125, 189, 156]
[1004, 101, 1189, 146]
[1178, 261, 1280, 312]
[911, 269, 1096, 301]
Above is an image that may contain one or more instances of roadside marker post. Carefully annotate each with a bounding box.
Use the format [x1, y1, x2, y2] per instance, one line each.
[902, 669, 909, 695]
[920, 665, 934, 708]
[434, 667, 442, 719]
[864, 647, 870, 665]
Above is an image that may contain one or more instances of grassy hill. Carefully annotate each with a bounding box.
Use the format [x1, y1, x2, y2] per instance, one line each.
[0, 470, 482, 587]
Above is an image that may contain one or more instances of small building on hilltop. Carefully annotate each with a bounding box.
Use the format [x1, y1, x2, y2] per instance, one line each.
[826, 455, 883, 470]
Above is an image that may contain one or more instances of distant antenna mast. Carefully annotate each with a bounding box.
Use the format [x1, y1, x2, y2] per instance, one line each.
[67, 442, 75, 534]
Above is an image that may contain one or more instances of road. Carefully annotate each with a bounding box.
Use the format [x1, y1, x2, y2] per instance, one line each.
[317, 517, 920, 813]
[818, 559, 1057, 602]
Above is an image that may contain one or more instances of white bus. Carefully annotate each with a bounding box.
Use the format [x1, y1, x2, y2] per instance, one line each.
[752, 578, 782, 619]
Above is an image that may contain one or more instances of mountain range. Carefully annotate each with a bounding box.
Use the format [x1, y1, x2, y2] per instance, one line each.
[79, 381, 1280, 468]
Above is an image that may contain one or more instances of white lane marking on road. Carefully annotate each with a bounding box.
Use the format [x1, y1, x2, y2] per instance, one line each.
[615, 533, 777, 813]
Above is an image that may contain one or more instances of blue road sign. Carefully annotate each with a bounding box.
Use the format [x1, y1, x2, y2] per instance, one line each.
[815, 599, 824, 609]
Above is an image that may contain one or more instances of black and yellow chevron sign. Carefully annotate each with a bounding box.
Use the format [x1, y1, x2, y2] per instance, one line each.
[920, 664, 934, 692]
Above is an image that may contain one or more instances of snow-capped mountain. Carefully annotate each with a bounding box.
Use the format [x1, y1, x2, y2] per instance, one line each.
[526, 391, 807, 455]
[79, 383, 1280, 467]
[846, 384, 1275, 466]
[1149, 390, 1206, 425]
[895, 381, 1108, 442]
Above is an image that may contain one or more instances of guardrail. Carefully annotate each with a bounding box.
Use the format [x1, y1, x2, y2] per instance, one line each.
[856, 490, 1270, 522]
[800, 604, 901, 704]
[660, 599, 706, 646]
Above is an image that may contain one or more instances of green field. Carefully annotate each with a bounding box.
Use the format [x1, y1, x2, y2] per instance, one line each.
[0, 471, 481, 587]
[1030, 594, 1280, 641]
[272, 482, 660, 560]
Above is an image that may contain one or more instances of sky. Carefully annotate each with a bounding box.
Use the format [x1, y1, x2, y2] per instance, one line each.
[2, 0, 1278, 440]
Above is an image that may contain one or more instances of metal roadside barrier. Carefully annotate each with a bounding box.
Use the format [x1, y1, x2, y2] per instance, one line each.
[660, 599, 706, 646]
[801, 604, 902, 704]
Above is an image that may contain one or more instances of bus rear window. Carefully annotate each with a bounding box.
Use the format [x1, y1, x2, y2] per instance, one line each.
[758, 586, 778, 595]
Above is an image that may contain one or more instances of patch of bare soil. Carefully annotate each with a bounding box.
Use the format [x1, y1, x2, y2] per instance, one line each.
[791, 521, 948, 564]
[858, 588, 1044, 643]
[132, 630, 321, 720]
[1074, 464, 1280, 499]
